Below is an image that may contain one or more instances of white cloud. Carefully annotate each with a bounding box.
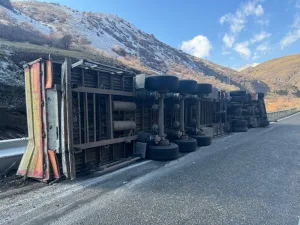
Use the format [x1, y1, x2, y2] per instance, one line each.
[255, 18, 270, 26]
[256, 42, 271, 53]
[280, 30, 300, 49]
[222, 51, 231, 55]
[243, 1, 264, 16]
[252, 42, 271, 59]
[252, 54, 260, 60]
[234, 41, 252, 59]
[250, 31, 271, 43]
[280, 14, 300, 49]
[180, 35, 212, 58]
[222, 34, 235, 48]
[219, 0, 265, 35]
[220, 1, 265, 50]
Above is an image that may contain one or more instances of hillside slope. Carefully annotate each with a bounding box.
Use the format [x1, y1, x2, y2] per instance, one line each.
[1, 1, 264, 91]
[240, 54, 300, 96]
[0, 0, 299, 139]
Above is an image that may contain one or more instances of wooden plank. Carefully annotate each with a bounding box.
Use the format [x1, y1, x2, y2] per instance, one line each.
[74, 135, 137, 150]
[77, 92, 82, 144]
[85, 93, 89, 143]
[98, 95, 102, 141]
[108, 95, 113, 139]
[17, 66, 37, 177]
[60, 61, 70, 178]
[72, 87, 135, 97]
[93, 94, 96, 142]
[41, 62, 50, 180]
[65, 58, 76, 179]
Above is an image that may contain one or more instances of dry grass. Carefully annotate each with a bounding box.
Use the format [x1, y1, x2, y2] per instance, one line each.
[240, 54, 300, 95]
[265, 96, 300, 112]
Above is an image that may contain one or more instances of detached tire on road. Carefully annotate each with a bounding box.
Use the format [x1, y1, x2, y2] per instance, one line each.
[145, 75, 179, 93]
[173, 138, 197, 152]
[146, 142, 179, 161]
[191, 135, 212, 147]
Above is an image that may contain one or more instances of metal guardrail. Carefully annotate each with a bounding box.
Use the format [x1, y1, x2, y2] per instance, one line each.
[267, 108, 300, 122]
[0, 138, 27, 174]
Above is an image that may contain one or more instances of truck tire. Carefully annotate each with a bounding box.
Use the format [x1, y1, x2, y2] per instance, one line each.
[145, 75, 179, 93]
[178, 80, 197, 94]
[247, 117, 256, 128]
[232, 119, 248, 127]
[146, 142, 179, 161]
[232, 126, 248, 132]
[232, 107, 242, 116]
[197, 83, 213, 95]
[230, 91, 247, 97]
[231, 96, 246, 102]
[173, 138, 197, 152]
[191, 135, 212, 147]
[260, 120, 270, 127]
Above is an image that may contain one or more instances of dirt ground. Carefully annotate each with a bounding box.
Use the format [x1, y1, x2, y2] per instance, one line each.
[0, 170, 44, 198]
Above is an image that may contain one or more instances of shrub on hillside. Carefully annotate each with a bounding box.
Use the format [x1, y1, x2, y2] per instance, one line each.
[112, 45, 127, 56]
[0, 24, 51, 46]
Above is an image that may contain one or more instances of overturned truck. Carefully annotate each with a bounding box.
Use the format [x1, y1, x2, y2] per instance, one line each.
[17, 58, 269, 181]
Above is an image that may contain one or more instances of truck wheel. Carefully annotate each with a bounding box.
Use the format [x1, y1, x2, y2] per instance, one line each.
[232, 107, 242, 116]
[173, 138, 197, 152]
[231, 96, 248, 102]
[232, 119, 248, 127]
[260, 120, 270, 127]
[191, 135, 212, 147]
[257, 118, 261, 127]
[197, 83, 213, 95]
[247, 117, 256, 128]
[178, 80, 197, 94]
[230, 91, 247, 97]
[145, 75, 179, 93]
[232, 126, 248, 132]
[146, 142, 179, 161]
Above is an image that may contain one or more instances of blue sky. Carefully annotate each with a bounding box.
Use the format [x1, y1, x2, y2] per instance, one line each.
[16, 0, 300, 68]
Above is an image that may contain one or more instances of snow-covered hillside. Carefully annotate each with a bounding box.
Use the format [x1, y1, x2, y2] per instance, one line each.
[0, 0, 268, 94]
[0, 1, 242, 89]
[236, 63, 260, 72]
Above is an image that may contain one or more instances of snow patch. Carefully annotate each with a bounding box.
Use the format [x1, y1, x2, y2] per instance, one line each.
[3, 6, 52, 34]
[236, 63, 260, 72]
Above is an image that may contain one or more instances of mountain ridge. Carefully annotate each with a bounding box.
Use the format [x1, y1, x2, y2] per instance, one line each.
[0, 1, 299, 109]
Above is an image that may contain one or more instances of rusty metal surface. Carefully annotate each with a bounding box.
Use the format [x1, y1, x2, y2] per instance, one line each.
[17, 63, 44, 179]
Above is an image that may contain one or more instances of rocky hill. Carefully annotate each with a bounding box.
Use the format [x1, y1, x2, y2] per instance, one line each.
[239, 54, 300, 96]
[0, 0, 299, 138]
[0, 1, 262, 91]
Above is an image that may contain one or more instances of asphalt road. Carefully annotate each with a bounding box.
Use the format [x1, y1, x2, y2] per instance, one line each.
[1, 113, 300, 225]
